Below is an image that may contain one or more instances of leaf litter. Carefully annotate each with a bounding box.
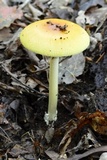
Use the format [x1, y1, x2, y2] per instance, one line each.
[0, 1, 23, 29]
[0, 0, 107, 159]
[59, 53, 85, 84]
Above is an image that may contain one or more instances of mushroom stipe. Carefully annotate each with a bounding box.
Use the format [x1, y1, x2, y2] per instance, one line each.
[20, 18, 90, 125]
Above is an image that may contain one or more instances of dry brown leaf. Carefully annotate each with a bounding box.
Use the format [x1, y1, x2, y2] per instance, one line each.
[0, 2, 23, 29]
[0, 28, 13, 42]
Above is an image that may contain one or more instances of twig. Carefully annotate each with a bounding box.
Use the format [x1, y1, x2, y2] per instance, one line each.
[95, 52, 105, 63]
[0, 127, 12, 142]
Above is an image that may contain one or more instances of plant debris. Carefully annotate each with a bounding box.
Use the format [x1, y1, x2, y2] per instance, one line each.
[0, 0, 107, 159]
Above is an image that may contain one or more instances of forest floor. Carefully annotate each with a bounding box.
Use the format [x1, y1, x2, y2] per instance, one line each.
[0, 0, 107, 160]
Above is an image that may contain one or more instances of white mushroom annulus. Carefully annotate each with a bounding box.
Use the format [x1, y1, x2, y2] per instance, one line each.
[20, 18, 90, 125]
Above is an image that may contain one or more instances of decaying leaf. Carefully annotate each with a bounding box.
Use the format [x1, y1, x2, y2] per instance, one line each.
[48, 0, 73, 19]
[45, 150, 60, 160]
[59, 53, 85, 84]
[28, 3, 43, 20]
[99, 152, 107, 160]
[3, 28, 22, 55]
[9, 144, 29, 157]
[76, 110, 107, 135]
[55, 110, 107, 156]
[79, 0, 106, 11]
[45, 127, 54, 143]
[0, 104, 9, 124]
[76, 7, 107, 28]
[0, 28, 13, 42]
[26, 77, 38, 89]
[0, 2, 23, 29]
[76, 6, 105, 51]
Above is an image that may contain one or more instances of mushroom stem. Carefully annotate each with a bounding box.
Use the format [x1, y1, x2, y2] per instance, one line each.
[44, 57, 59, 124]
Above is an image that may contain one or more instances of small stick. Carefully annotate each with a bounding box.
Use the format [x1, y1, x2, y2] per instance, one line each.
[95, 52, 105, 63]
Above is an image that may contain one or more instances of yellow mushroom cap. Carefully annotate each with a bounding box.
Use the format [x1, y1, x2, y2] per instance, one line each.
[20, 19, 90, 57]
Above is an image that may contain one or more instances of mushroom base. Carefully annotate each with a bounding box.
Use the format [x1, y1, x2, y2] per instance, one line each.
[44, 111, 57, 125]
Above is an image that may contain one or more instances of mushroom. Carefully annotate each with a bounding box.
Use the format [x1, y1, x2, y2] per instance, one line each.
[20, 18, 90, 125]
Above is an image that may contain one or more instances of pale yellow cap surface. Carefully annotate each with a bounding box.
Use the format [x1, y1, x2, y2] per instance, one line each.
[20, 19, 90, 57]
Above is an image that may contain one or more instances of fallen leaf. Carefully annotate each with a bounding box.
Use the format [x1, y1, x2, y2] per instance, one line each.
[9, 144, 29, 157]
[99, 152, 107, 160]
[76, 7, 107, 28]
[0, 28, 13, 42]
[0, 2, 23, 29]
[45, 127, 54, 143]
[28, 3, 43, 20]
[59, 53, 85, 84]
[48, 0, 73, 19]
[45, 150, 60, 160]
[79, 0, 105, 11]
[0, 104, 9, 124]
